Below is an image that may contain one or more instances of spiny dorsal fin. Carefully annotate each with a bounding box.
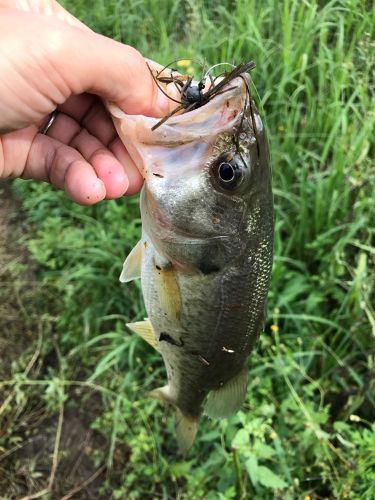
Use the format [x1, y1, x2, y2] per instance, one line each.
[126, 319, 159, 351]
[120, 240, 143, 283]
[204, 367, 248, 419]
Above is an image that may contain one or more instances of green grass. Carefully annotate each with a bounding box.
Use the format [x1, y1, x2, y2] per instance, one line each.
[1, 0, 374, 498]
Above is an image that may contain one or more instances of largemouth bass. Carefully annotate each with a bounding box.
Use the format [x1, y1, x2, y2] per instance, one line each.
[109, 63, 273, 453]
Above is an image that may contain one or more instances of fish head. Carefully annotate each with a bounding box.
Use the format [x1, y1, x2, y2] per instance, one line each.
[109, 71, 272, 273]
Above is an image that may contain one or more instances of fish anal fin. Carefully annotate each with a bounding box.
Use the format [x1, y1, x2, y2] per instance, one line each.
[204, 367, 248, 419]
[126, 319, 159, 351]
[147, 384, 174, 403]
[120, 240, 143, 283]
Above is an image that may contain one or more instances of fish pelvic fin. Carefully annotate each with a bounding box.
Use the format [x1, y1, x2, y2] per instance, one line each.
[126, 319, 159, 351]
[176, 409, 199, 455]
[120, 240, 142, 283]
[204, 367, 248, 419]
[148, 385, 199, 454]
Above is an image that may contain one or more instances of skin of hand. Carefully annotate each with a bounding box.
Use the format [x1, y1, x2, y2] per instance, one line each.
[0, 0, 170, 204]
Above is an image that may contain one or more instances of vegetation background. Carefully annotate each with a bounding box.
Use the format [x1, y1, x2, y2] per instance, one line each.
[0, 0, 374, 498]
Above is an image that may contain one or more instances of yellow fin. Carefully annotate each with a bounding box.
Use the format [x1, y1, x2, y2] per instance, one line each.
[154, 263, 182, 321]
[126, 319, 159, 351]
[120, 240, 142, 283]
[204, 367, 248, 419]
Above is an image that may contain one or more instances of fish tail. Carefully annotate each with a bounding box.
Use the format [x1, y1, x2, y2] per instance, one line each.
[176, 409, 199, 455]
[148, 385, 199, 453]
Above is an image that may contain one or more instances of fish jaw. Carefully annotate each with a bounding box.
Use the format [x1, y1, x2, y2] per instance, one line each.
[139, 180, 248, 274]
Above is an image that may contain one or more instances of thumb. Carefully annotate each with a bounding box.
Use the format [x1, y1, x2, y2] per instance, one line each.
[0, 0, 89, 31]
[0, 10, 169, 121]
[51, 24, 169, 117]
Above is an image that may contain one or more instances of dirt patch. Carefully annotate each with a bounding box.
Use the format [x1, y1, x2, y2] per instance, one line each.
[2, 391, 111, 499]
[0, 182, 115, 499]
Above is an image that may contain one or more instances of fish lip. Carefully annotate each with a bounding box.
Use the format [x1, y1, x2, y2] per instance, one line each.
[108, 75, 248, 149]
[148, 76, 247, 137]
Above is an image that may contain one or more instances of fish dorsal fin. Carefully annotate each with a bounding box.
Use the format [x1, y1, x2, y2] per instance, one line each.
[120, 240, 143, 283]
[204, 367, 248, 419]
[126, 319, 159, 351]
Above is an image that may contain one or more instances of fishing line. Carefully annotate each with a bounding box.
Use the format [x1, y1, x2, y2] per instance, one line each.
[203, 62, 235, 81]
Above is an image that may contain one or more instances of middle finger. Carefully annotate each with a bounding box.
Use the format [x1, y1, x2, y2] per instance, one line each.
[58, 95, 116, 145]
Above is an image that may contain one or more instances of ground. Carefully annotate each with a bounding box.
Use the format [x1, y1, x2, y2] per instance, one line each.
[0, 182, 112, 499]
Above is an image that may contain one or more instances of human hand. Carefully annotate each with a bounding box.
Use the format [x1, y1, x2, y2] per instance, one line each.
[0, 1, 169, 203]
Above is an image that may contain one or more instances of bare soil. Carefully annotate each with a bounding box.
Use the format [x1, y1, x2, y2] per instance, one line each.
[0, 182, 111, 499]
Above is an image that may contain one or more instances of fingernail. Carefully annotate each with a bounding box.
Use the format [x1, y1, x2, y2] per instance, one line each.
[96, 179, 106, 199]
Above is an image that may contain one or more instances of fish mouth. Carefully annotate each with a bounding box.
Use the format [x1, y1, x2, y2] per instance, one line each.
[143, 77, 248, 146]
[108, 75, 249, 178]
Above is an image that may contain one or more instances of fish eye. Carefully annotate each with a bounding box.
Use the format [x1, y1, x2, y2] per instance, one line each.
[218, 162, 235, 182]
[211, 153, 246, 192]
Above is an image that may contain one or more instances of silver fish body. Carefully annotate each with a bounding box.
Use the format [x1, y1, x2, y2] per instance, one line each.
[110, 69, 273, 451]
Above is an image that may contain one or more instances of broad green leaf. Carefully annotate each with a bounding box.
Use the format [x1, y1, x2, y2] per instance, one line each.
[253, 441, 275, 459]
[257, 466, 287, 489]
[245, 454, 259, 486]
[169, 461, 193, 477]
[231, 428, 249, 448]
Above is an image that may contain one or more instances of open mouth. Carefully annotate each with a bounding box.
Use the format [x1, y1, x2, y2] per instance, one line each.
[148, 61, 255, 131]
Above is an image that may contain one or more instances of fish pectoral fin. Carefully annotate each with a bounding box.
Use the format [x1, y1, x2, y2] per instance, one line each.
[154, 261, 182, 321]
[148, 385, 199, 454]
[204, 367, 248, 419]
[120, 240, 143, 283]
[126, 319, 159, 351]
[151, 253, 182, 321]
[176, 409, 199, 455]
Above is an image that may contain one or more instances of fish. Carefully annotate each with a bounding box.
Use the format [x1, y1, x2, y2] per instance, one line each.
[108, 61, 273, 453]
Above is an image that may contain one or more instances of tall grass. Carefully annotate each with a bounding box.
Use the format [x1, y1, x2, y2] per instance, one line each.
[4, 0, 374, 497]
